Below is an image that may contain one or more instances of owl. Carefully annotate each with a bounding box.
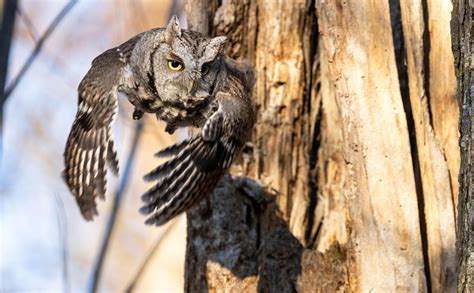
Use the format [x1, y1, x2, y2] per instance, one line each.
[63, 16, 256, 225]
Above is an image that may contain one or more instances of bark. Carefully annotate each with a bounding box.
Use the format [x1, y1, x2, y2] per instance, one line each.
[183, 0, 459, 291]
[451, 0, 474, 292]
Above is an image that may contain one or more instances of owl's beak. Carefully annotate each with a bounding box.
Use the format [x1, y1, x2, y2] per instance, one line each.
[189, 78, 199, 95]
[193, 89, 210, 101]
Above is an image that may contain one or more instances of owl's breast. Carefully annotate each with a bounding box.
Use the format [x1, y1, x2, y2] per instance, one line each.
[120, 82, 216, 130]
[155, 104, 208, 128]
[119, 84, 164, 113]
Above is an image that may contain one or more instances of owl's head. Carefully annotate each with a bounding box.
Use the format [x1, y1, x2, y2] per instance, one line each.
[133, 16, 227, 109]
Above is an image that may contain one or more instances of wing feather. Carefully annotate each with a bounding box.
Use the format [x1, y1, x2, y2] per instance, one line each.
[141, 138, 210, 202]
[140, 111, 240, 226]
[63, 35, 140, 220]
[153, 137, 197, 158]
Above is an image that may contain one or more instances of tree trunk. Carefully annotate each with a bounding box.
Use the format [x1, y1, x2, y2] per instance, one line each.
[451, 0, 474, 292]
[183, 0, 460, 291]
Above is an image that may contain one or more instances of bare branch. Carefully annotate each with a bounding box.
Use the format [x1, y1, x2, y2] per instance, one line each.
[2, 0, 78, 100]
[0, 0, 77, 159]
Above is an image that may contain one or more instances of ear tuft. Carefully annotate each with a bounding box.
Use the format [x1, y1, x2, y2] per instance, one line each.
[164, 15, 182, 41]
[208, 36, 227, 52]
[202, 36, 227, 61]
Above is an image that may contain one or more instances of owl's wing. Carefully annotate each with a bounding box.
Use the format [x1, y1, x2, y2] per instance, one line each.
[63, 36, 140, 220]
[140, 110, 240, 226]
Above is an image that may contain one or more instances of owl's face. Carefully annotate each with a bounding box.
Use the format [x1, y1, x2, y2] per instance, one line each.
[137, 17, 227, 111]
[152, 34, 225, 106]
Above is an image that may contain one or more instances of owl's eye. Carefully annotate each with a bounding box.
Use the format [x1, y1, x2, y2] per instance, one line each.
[201, 63, 211, 75]
[167, 60, 184, 71]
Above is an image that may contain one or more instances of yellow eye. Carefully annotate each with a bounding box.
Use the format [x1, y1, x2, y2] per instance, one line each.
[167, 60, 184, 71]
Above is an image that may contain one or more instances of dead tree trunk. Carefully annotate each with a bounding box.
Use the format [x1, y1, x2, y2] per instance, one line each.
[183, 0, 460, 291]
[452, 0, 473, 292]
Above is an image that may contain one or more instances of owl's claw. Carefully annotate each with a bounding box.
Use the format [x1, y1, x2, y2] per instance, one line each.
[133, 108, 144, 120]
[165, 123, 177, 134]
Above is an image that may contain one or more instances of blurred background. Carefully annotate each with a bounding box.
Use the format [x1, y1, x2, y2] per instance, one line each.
[0, 0, 189, 291]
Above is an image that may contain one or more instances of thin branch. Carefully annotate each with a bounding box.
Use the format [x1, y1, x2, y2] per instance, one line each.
[54, 193, 70, 293]
[0, 0, 77, 160]
[125, 218, 180, 293]
[2, 0, 78, 100]
[88, 121, 144, 293]
[16, 4, 39, 42]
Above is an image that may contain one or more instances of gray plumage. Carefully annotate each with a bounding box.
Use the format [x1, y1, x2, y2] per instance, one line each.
[63, 16, 255, 225]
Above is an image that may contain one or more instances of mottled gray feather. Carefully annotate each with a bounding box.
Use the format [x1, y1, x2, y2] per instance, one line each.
[63, 16, 255, 225]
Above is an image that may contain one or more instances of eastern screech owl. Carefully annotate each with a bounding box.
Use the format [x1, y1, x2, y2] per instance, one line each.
[63, 16, 255, 225]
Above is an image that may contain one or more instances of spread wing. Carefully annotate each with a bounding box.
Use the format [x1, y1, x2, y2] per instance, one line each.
[140, 111, 240, 226]
[63, 36, 139, 220]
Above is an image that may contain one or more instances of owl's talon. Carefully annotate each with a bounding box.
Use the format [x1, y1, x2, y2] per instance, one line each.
[165, 123, 176, 134]
[133, 108, 144, 120]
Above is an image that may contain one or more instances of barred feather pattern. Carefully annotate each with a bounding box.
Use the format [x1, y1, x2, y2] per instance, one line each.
[63, 19, 256, 223]
[63, 36, 139, 220]
[140, 111, 240, 226]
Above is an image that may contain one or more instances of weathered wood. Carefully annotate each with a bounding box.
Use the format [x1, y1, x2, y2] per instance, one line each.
[312, 37, 348, 253]
[427, 0, 460, 210]
[249, 0, 309, 237]
[316, 1, 426, 291]
[451, 0, 474, 292]
[399, 0, 456, 291]
[184, 0, 460, 291]
[184, 0, 347, 291]
[190, 0, 321, 247]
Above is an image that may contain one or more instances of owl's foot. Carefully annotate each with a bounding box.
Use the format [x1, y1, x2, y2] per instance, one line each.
[165, 123, 177, 134]
[132, 108, 144, 120]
